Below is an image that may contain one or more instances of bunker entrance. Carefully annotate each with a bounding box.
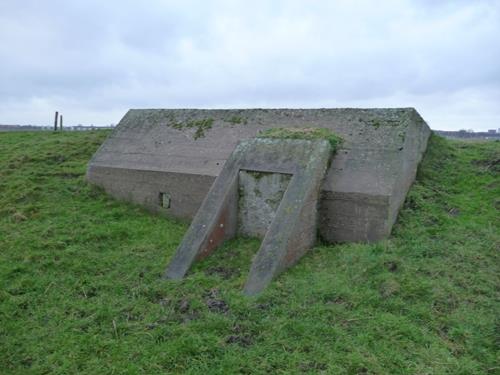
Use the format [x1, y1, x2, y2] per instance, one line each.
[238, 170, 292, 238]
[164, 137, 333, 295]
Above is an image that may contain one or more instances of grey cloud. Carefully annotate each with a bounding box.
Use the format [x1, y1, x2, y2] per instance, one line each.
[0, 0, 499, 130]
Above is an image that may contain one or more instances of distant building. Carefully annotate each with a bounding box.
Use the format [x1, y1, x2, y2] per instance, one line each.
[435, 130, 500, 140]
[0, 125, 46, 132]
[0, 124, 115, 132]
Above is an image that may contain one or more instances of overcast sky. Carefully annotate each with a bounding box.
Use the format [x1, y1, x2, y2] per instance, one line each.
[1, 0, 499, 130]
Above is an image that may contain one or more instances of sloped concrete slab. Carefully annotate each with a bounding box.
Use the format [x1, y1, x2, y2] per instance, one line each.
[164, 138, 332, 294]
[87, 108, 431, 242]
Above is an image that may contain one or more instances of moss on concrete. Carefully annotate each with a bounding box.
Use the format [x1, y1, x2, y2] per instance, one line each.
[225, 116, 247, 125]
[169, 118, 214, 139]
[257, 127, 342, 150]
[367, 118, 401, 129]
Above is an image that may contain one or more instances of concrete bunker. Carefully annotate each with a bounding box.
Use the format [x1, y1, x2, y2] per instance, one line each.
[86, 108, 431, 292]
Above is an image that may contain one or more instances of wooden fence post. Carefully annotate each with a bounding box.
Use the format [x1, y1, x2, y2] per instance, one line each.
[54, 111, 58, 131]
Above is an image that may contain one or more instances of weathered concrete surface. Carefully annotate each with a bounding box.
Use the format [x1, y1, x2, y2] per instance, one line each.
[87, 108, 431, 242]
[164, 138, 332, 294]
[238, 171, 291, 237]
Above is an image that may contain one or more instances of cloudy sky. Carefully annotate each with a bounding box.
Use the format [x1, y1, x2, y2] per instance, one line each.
[1, 0, 499, 130]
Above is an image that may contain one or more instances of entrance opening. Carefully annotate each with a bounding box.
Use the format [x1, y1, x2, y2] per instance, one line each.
[164, 137, 332, 294]
[238, 170, 292, 238]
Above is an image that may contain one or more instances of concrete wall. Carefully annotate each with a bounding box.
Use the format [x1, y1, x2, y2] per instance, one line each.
[87, 108, 431, 243]
[238, 171, 291, 238]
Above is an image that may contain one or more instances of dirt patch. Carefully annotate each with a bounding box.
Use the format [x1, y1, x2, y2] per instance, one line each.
[384, 261, 399, 272]
[53, 172, 83, 179]
[150, 297, 199, 325]
[204, 288, 229, 314]
[178, 298, 190, 313]
[472, 154, 500, 173]
[225, 334, 252, 347]
[380, 280, 400, 298]
[47, 154, 67, 163]
[225, 324, 254, 347]
[299, 361, 328, 372]
[486, 181, 499, 190]
[12, 211, 27, 222]
[323, 295, 354, 309]
[255, 302, 274, 311]
[204, 266, 240, 280]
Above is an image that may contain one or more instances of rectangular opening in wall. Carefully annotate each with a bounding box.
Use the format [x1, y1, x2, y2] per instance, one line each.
[159, 192, 171, 208]
[238, 170, 292, 238]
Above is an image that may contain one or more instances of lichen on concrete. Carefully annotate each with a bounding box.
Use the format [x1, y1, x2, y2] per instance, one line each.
[365, 117, 407, 130]
[257, 127, 342, 149]
[238, 171, 291, 238]
[225, 116, 247, 125]
[167, 115, 214, 139]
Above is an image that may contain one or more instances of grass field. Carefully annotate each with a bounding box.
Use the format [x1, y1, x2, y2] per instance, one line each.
[0, 131, 498, 374]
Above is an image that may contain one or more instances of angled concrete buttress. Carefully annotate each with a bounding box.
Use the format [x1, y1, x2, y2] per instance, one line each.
[164, 138, 332, 295]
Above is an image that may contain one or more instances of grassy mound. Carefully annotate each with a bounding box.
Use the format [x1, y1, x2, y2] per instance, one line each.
[0, 131, 498, 374]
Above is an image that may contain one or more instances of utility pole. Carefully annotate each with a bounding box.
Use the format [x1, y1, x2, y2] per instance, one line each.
[54, 111, 58, 131]
[59, 114, 63, 131]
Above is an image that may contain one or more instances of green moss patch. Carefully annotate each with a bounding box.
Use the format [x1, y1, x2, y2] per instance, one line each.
[169, 118, 214, 139]
[225, 116, 247, 125]
[257, 127, 342, 150]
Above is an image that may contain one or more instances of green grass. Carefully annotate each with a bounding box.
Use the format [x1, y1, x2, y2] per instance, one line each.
[0, 131, 498, 374]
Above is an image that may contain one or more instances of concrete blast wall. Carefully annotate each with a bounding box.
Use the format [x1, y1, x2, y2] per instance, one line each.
[86, 108, 431, 243]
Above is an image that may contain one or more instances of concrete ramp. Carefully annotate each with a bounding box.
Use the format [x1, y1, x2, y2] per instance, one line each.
[164, 138, 332, 295]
